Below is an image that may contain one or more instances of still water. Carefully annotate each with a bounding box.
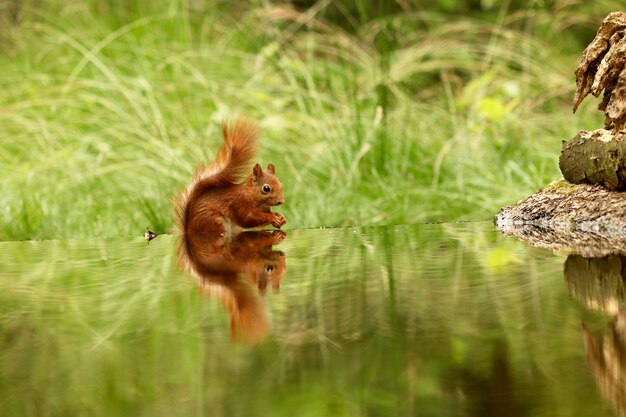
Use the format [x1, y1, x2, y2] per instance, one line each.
[0, 222, 623, 416]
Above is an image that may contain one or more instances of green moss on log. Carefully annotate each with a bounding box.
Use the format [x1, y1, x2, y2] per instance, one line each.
[559, 129, 626, 190]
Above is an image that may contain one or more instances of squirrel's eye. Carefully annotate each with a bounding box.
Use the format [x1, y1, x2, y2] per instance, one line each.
[262, 184, 271, 193]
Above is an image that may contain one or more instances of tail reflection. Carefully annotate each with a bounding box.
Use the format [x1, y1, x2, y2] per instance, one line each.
[177, 230, 286, 343]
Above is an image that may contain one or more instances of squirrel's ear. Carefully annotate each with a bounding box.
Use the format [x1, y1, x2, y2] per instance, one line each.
[267, 163, 275, 174]
[253, 163, 263, 177]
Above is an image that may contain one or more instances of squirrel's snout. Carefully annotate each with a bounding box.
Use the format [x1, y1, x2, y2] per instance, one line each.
[276, 200, 284, 206]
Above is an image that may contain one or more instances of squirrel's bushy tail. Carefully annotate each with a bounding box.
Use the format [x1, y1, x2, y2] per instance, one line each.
[175, 118, 260, 234]
[195, 118, 260, 185]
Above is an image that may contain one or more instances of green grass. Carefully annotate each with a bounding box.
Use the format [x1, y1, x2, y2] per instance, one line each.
[0, 0, 620, 240]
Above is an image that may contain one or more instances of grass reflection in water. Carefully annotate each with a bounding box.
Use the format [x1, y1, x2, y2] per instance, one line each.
[0, 222, 617, 416]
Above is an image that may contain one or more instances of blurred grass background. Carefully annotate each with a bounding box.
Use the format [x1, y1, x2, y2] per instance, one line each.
[0, 0, 620, 240]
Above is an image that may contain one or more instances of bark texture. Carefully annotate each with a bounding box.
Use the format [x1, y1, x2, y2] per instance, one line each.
[495, 180, 626, 257]
[574, 11, 626, 130]
[560, 129, 626, 190]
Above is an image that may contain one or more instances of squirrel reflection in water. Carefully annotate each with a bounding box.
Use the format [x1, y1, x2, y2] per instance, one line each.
[178, 229, 286, 343]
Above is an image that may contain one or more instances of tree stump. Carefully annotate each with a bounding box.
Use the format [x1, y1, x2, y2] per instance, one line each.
[559, 129, 626, 190]
[497, 12, 626, 255]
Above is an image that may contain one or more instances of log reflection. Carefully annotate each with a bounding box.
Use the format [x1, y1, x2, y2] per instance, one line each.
[497, 220, 626, 416]
[177, 230, 286, 343]
[583, 312, 626, 417]
[565, 255, 626, 416]
[566, 255, 626, 315]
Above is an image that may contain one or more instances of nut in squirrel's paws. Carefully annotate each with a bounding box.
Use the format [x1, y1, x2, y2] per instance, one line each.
[272, 213, 286, 229]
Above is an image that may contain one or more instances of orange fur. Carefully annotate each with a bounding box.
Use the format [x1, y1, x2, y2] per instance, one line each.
[176, 118, 285, 237]
[178, 229, 286, 344]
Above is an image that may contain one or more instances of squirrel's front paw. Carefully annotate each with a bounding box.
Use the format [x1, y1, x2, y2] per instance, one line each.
[271, 229, 287, 241]
[272, 213, 286, 229]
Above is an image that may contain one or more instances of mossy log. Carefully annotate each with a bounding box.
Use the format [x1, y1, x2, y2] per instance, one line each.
[559, 129, 626, 190]
[495, 180, 626, 257]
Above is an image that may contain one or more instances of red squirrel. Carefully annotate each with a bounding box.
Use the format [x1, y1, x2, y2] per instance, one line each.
[176, 118, 286, 236]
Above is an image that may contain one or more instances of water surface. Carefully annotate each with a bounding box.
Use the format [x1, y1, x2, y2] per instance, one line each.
[0, 222, 620, 416]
